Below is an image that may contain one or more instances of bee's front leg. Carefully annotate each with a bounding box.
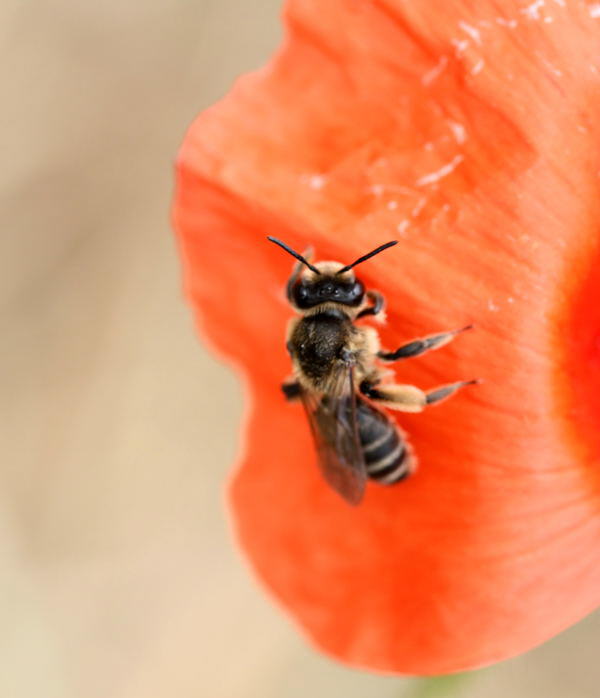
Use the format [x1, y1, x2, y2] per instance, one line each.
[356, 290, 385, 319]
[281, 378, 302, 401]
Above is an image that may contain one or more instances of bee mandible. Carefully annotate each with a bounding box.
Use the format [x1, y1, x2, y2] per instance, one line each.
[268, 236, 477, 505]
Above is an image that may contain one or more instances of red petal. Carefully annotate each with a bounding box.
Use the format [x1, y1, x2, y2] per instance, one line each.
[173, 0, 600, 674]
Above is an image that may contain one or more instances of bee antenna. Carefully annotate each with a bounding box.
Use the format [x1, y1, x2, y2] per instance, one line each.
[336, 240, 398, 274]
[267, 236, 321, 274]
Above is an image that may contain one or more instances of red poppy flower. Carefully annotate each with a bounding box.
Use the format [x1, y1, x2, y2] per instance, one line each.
[173, 0, 600, 675]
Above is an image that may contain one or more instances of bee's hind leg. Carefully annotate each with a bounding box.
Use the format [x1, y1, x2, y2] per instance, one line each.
[378, 325, 473, 361]
[360, 378, 478, 411]
[281, 379, 302, 401]
[360, 380, 427, 412]
[425, 380, 479, 405]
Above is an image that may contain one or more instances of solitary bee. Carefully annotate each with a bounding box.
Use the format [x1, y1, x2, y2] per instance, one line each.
[268, 236, 477, 506]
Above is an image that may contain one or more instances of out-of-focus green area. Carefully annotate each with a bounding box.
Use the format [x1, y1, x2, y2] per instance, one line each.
[2, 1, 599, 696]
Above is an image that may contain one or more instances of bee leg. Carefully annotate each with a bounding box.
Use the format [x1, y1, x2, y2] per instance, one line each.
[356, 291, 385, 319]
[425, 380, 480, 405]
[360, 380, 427, 413]
[281, 379, 302, 402]
[377, 325, 473, 362]
[360, 378, 479, 411]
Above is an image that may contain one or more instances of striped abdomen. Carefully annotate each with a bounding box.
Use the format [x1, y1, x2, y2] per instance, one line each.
[356, 397, 414, 484]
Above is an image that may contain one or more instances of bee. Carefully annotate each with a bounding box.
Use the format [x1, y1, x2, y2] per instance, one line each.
[268, 236, 477, 505]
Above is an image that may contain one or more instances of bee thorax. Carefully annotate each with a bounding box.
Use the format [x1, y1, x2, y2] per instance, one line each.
[290, 311, 354, 385]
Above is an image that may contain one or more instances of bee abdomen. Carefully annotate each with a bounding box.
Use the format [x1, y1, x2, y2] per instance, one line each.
[357, 400, 413, 485]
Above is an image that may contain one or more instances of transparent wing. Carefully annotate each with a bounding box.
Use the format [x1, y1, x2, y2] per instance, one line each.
[300, 366, 367, 505]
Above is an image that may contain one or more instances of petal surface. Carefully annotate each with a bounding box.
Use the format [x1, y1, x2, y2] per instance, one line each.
[174, 0, 600, 674]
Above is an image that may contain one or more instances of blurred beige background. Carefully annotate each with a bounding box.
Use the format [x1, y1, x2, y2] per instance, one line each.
[2, 1, 599, 697]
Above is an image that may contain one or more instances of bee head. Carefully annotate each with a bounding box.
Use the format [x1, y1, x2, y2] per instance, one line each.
[267, 237, 397, 311]
[290, 264, 365, 309]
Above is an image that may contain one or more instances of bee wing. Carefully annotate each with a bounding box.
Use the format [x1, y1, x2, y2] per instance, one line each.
[300, 366, 367, 505]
